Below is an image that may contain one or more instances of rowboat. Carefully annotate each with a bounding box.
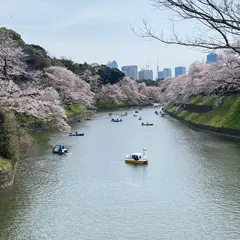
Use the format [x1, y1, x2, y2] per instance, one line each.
[141, 122, 153, 126]
[69, 132, 84, 136]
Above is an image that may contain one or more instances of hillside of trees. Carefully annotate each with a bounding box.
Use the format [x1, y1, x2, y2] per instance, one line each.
[0, 27, 161, 132]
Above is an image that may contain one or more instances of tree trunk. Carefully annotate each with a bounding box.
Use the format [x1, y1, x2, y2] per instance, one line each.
[3, 59, 7, 76]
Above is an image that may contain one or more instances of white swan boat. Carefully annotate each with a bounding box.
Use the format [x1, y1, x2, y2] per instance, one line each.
[125, 148, 148, 164]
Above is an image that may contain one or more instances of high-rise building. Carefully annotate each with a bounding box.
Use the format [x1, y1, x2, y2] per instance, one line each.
[139, 69, 153, 80]
[107, 60, 118, 69]
[163, 68, 172, 78]
[121, 65, 138, 80]
[206, 53, 217, 63]
[175, 66, 186, 77]
[158, 71, 164, 79]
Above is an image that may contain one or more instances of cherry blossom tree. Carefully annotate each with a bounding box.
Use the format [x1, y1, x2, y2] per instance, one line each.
[0, 28, 26, 77]
[159, 52, 240, 106]
[95, 84, 127, 104]
[81, 69, 101, 92]
[0, 79, 70, 131]
[44, 66, 95, 107]
[145, 86, 161, 101]
[119, 77, 149, 104]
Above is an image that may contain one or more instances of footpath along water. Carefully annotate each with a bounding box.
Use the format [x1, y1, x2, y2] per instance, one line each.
[0, 108, 240, 240]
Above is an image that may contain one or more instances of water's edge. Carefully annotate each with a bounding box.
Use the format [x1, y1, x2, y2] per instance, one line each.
[166, 111, 240, 140]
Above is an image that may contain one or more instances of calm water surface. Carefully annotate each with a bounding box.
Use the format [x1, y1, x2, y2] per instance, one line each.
[0, 108, 240, 240]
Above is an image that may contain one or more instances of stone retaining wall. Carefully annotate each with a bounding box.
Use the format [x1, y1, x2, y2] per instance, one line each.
[183, 104, 213, 113]
[167, 111, 240, 139]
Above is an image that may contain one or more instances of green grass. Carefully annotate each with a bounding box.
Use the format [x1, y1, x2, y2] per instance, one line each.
[176, 94, 240, 130]
[65, 104, 86, 118]
[167, 106, 176, 113]
[188, 96, 215, 106]
[0, 157, 12, 172]
[97, 99, 126, 109]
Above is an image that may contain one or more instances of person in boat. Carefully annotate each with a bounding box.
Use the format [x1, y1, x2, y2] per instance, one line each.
[76, 131, 78, 134]
[62, 145, 65, 149]
[132, 155, 139, 160]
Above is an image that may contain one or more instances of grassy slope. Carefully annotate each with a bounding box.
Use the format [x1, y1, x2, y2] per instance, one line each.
[65, 104, 86, 118]
[0, 157, 12, 172]
[167, 94, 240, 130]
[96, 99, 126, 109]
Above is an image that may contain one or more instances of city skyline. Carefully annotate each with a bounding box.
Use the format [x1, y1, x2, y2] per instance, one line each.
[0, 0, 207, 78]
[109, 52, 214, 79]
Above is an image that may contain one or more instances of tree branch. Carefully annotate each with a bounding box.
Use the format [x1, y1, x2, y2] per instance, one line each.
[131, 0, 240, 54]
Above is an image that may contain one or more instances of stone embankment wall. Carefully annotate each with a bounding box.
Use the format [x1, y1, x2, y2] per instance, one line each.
[183, 104, 213, 113]
[166, 103, 240, 139]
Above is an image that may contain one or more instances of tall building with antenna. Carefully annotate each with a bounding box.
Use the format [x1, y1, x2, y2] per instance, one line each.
[139, 65, 153, 80]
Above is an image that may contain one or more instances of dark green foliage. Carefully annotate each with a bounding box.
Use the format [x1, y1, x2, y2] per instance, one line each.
[59, 57, 88, 75]
[24, 44, 52, 70]
[0, 27, 25, 46]
[0, 111, 20, 162]
[137, 79, 158, 86]
[59, 58, 125, 84]
[97, 65, 125, 84]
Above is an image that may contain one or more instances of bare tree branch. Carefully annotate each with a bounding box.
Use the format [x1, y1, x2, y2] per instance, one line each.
[131, 0, 240, 54]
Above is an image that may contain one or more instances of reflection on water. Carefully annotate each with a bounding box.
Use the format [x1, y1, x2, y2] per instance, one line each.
[0, 108, 240, 240]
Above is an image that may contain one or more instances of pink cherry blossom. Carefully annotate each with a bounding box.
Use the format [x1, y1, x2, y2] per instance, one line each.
[159, 52, 240, 106]
[0, 79, 70, 132]
[44, 66, 95, 108]
[95, 84, 127, 104]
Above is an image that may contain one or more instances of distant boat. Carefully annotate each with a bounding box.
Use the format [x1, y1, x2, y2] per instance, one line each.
[111, 118, 122, 122]
[141, 122, 153, 126]
[69, 132, 84, 136]
[153, 103, 160, 107]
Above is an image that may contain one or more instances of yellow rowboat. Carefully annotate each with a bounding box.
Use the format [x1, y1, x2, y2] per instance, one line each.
[125, 148, 148, 165]
[141, 123, 153, 126]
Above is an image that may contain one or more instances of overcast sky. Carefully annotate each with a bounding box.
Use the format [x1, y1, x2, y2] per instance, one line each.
[1, 0, 208, 77]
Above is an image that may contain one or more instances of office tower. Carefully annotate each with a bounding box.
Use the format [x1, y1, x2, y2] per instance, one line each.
[158, 71, 164, 79]
[163, 68, 172, 78]
[121, 65, 138, 80]
[107, 60, 118, 69]
[206, 53, 217, 63]
[139, 69, 153, 80]
[175, 66, 186, 77]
